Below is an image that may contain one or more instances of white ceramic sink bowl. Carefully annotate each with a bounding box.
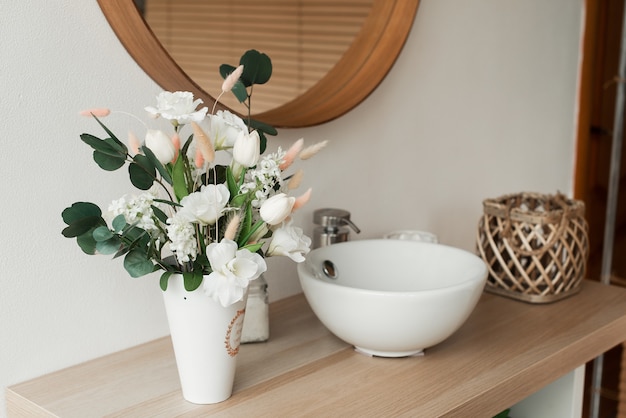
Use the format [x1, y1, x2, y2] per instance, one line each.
[297, 239, 487, 357]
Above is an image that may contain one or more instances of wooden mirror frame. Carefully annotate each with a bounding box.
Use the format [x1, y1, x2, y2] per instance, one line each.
[97, 0, 420, 128]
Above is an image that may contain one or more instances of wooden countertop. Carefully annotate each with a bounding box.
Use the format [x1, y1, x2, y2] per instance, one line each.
[7, 280, 626, 417]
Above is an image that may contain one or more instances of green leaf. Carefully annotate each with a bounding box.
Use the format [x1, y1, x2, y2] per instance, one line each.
[230, 193, 247, 208]
[129, 154, 156, 190]
[238, 219, 265, 248]
[62, 202, 102, 225]
[76, 232, 98, 255]
[92, 116, 127, 151]
[111, 214, 126, 232]
[219, 64, 236, 79]
[258, 131, 267, 155]
[231, 81, 248, 103]
[62, 216, 106, 238]
[183, 271, 203, 291]
[96, 237, 121, 255]
[248, 119, 277, 136]
[80, 134, 125, 155]
[142, 145, 172, 184]
[240, 49, 272, 85]
[151, 205, 169, 224]
[172, 154, 189, 200]
[226, 166, 239, 197]
[92, 226, 114, 241]
[103, 137, 127, 154]
[122, 226, 150, 251]
[238, 203, 253, 247]
[160, 271, 173, 291]
[206, 165, 227, 184]
[241, 242, 264, 254]
[93, 150, 126, 171]
[123, 249, 155, 278]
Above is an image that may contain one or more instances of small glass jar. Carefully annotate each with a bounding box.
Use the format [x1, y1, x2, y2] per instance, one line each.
[241, 274, 270, 343]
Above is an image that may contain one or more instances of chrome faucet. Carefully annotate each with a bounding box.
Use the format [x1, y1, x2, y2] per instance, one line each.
[312, 208, 361, 249]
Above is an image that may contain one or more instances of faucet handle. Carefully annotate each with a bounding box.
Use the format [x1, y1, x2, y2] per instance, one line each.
[313, 208, 361, 233]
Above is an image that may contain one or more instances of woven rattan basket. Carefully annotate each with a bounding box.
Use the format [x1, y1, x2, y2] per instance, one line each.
[476, 192, 589, 303]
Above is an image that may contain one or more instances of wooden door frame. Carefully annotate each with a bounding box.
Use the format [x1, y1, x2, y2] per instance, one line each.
[575, 0, 600, 201]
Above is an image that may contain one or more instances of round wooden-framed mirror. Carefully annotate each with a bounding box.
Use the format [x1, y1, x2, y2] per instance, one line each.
[97, 0, 420, 128]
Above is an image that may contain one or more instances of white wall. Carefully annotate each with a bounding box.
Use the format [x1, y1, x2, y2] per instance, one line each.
[0, 0, 583, 415]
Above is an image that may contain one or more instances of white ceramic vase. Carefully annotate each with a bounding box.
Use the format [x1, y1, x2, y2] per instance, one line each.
[162, 274, 247, 404]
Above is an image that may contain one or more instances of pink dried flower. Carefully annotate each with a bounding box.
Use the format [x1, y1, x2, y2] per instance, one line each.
[287, 169, 304, 190]
[279, 138, 304, 170]
[292, 188, 312, 211]
[171, 133, 180, 163]
[128, 131, 141, 156]
[221, 65, 244, 93]
[299, 140, 328, 160]
[195, 147, 204, 168]
[79, 108, 110, 117]
[191, 122, 215, 164]
[223, 214, 241, 241]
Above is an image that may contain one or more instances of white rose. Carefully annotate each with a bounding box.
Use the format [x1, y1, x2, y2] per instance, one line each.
[178, 184, 230, 225]
[267, 222, 311, 262]
[144, 91, 207, 125]
[204, 239, 268, 307]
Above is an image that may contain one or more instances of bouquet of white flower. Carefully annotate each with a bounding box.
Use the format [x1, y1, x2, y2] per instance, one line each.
[62, 50, 326, 307]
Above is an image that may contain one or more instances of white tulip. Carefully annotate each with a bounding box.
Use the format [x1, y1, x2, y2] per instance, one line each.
[232, 130, 261, 168]
[260, 193, 295, 225]
[145, 129, 176, 164]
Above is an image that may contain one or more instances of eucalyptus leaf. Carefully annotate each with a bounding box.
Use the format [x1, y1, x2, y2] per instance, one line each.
[219, 63, 236, 78]
[92, 116, 126, 150]
[206, 165, 227, 185]
[62, 202, 102, 224]
[62, 216, 106, 238]
[240, 49, 272, 85]
[183, 271, 203, 291]
[142, 145, 172, 184]
[76, 232, 98, 255]
[93, 150, 126, 171]
[112, 214, 126, 232]
[80, 134, 127, 158]
[123, 249, 155, 278]
[129, 154, 156, 190]
[258, 131, 267, 155]
[160, 271, 173, 291]
[92, 226, 114, 242]
[219, 65, 248, 103]
[248, 119, 277, 136]
[230, 81, 248, 103]
[123, 226, 150, 251]
[96, 237, 121, 255]
[103, 137, 128, 154]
